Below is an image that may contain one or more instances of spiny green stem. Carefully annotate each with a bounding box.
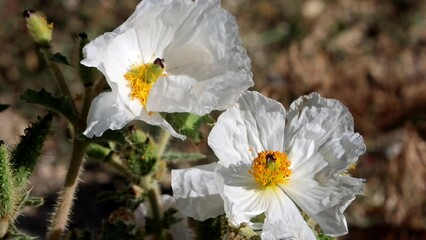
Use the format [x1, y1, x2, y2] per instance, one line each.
[47, 138, 87, 240]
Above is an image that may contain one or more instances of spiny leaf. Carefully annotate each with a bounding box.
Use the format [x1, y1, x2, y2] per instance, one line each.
[162, 151, 205, 163]
[162, 113, 214, 143]
[23, 196, 44, 208]
[49, 52, 70, 65]
[0, 104, 10, 113]
[21, 89, 79, 124]
[11, 113, 52, 189]
[4, 224, 35, 240]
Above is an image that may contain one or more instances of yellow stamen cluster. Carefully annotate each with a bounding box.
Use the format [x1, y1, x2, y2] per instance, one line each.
[124, 60, 165, 106]
[248, 150, 292, 188]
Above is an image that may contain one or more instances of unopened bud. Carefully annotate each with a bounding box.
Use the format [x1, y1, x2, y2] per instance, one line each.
[23, 9, 53, 47]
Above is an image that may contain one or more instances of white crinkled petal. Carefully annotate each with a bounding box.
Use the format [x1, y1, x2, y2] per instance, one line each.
[285, 93, 365, 173]
[171, 163, 224, 221]
[208, 91, 286, 167]
[283, 175, 365, 237]
[214, 162, 267, 226]
[286, 92, 351, 147]
[83, 91, 184, 139]
[84, 91, 135, 138]
[135, 109, 185, 140]
[145, 0, 253, 115]
[261, 188, 315, 240]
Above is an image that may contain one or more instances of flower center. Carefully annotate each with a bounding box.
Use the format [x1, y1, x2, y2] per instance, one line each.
[248, 150, 292, 188]
[124, 58, 165, 106]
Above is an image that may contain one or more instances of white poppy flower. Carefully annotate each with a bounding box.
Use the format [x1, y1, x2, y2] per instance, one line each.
[172, 91, 365, 239]
[81, 0, 253, 139]
[134, 194, 194, 239]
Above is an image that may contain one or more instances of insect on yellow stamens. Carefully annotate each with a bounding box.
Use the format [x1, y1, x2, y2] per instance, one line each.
[124, 58, 165, 106]
[248, 150, 292, 188]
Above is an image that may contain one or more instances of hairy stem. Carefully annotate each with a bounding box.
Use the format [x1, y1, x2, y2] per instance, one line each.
[157, 130, 171, 158]
[47, 139, 87, 240]
[147, 188, 167, 240]
[47, 80, 93, 239]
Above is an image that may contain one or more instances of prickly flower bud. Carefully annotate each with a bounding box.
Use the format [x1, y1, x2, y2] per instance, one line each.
[23, 9, 53, 47]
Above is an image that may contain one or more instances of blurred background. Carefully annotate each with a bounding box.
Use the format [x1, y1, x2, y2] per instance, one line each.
[0, 0, 425, 239]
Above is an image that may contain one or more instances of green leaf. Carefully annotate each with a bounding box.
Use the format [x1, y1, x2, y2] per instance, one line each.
[21, 88, 79, 124]
[49, 52, 70, 65]
[23, 196, 44, 208]
[0, 104, 10, 113]
[86, 129, 126, 145]
[317, 233, 336, 240]
[162, 151, 205, 163]
[11, 113, 52, 189]
[86, 143, 112, 160]
[162, 112, 215, 143]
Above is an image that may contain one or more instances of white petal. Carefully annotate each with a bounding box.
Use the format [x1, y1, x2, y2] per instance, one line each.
[261, 188, 315, 240]
[285, 93, 366, 170]
[135, 110, 186, 140]
[317, 132, 365, 176]
[282, 176, 364, 237]
[84, 91, 135, 138]
[171, 163, 224, 221]
[208, 91, 286, 167]
[286, 93, 350, 149]
[145, 0, 253, 115]
[214, 161, 271, 227]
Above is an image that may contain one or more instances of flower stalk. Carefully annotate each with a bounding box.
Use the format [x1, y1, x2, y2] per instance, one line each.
[47, 76, 93, 240]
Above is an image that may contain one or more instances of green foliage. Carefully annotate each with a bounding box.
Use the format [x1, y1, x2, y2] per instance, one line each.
[99, 221, 142, 240]
[195, 215, 227, 240]
[11, 113, 52, 188]
[85, 143, 111, 160]
[49, 52, 70, 65]
[162, 112, 214, 143]
[162, 151, 205, 163]
[67, 229, 93, 240]
[0, 104, 10, 112]
[87, 129, 126, 145]
[78, 33, 95, 87]
[317, 233, 336, 240]
[21, 89, 79, 124]
[22, 196, 44, 208]
[126, 136, 157, 177]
